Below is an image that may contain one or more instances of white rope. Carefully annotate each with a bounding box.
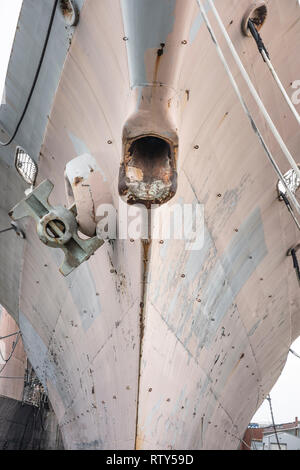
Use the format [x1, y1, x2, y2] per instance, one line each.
[261, 50, 300, 126]
[196, 0, 300, 219]
[205, 0, 300, 184]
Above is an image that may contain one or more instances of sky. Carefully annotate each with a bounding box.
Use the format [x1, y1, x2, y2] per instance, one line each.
[0, 1, 23, 104]
[252, 336, 300, 425]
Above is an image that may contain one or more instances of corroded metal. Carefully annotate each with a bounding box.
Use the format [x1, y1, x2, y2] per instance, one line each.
[242, 2, 268, 37]
[65, 153, 113, 237]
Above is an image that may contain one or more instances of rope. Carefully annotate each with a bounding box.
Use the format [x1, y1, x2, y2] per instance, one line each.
[248, 20, 300, 126]
[196, 0, 300, 221]
[201, 0, 300, 188]
[0, 0, 59, 147]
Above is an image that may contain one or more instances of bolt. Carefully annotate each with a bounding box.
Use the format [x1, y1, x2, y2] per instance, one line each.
[194, 145, 199, 149]
[123, 36, 128, 41]
[181, 40, 187, 45]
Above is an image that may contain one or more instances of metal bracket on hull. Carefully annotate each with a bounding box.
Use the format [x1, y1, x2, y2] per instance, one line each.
[8, 179, 104, 276]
